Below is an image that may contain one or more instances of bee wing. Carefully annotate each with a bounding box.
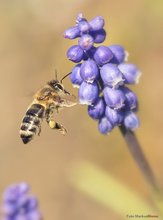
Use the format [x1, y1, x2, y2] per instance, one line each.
[36, 87, 52, 100]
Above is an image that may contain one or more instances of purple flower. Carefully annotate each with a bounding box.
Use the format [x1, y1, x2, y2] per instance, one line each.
[78, 81, 99, 105]
[88, 97, 105, 119]
[124, 111, 140, 130]
[91, 29, 106, 43]
[64, 26, 80, 39]
[94, 46, 113, 66]
[3, 183, 29, 203]
[78, 34, 94, 51]
[1, 183, 42, 220]
[98, 117, 113, 134]
[100, 63, 124, 88]
[103, 87, 126, 109]
[89, 16, 105, 31]
[80, 59, 99, 83]
[78, 20, 90, 33]
[121, 87, 138, 110]
[105, 106, 124, 126]
[118, 63, 141, 84]
[108, 45, 127, 64]
[65, 14, 141, 134]
[67, 45, 84, 63]
[70, 64, 83, 87]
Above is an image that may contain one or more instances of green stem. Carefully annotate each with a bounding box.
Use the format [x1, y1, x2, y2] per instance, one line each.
[120, 126, 163, 215]
[119, 125, 159, 194]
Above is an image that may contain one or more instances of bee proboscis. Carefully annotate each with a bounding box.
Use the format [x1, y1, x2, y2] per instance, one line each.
[20, 73, 76, 144]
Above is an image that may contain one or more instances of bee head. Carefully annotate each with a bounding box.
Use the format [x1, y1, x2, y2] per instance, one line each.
[48, 72, 72, 95]
[48, 80, 64, 92]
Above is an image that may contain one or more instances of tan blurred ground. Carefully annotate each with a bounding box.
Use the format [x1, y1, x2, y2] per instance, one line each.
[0, 0, 163, 219]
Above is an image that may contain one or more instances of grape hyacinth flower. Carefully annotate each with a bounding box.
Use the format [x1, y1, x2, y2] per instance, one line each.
[1, 182, 42, 220]
[64, 14, 160, 194]
[64, 13, 140, 134]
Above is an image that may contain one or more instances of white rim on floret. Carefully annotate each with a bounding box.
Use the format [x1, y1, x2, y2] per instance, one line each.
[124, 51, 129, 62]
[79, 99, 93, 105]
[73, 84, 80, 88]
[135, 71, 142, 84]
[112, 77, 125, 89]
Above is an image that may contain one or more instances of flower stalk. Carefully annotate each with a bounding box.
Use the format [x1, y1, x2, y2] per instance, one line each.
[119, 125, 160, 194]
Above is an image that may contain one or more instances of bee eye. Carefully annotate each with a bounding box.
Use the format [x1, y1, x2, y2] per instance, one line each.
[54, 83, 64, 91]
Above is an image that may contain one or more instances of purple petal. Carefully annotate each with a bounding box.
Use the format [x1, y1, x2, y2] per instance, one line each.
[80, 59, 99, 83]
[105, 106, 124, 126]
[91, 29, 106, 43]
[78, 20, 90, 33]
[108, 45, 127, 64]
[78, 81, 99, 105]
[123, 111, 139, 130]
[94, 46, 113, 66]
[64, 26, 80, 39]
[98, 117, 113, 134]
[67, 45, 84, 63]
[103, 87, 126, 109]
[78, 34, 94, 51]
[121, 87, 138, 110]
[118, 63, 141, 84]
[100, 63, 124, 88]
[88, 97, 105, 120]
[89, 16, 105, 31]
[70, 64, 83, 87]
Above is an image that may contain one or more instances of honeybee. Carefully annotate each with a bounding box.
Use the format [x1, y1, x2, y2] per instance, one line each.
[20, 73, 76, 144]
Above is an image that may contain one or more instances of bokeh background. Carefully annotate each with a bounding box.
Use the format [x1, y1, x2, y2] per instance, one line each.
[0, 0, 163, 219]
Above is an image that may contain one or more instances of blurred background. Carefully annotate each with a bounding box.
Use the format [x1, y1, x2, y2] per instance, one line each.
[0, 0, 163, 219]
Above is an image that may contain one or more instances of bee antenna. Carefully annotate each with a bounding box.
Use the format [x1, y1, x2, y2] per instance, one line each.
[55, 69, 58, 80]
[61, 72, 72, 83]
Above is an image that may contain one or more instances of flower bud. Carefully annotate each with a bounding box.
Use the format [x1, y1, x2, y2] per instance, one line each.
[121, 87, 138, 110]
[105, 106, 124, 126]
[124, 111, 139, 130]
[98, 117, 113, 134]
[78, 34, 94, 51]
[70, 64, 83, 87]
[78, 20, 90, 33]
[80, 59, 99, 83]
[1, 203, 16, 215]
[91, 29, 106, 43]
[103, 87, 126, 109]
[76, 13, 86, 23]
[64, 26, 80, 39]
[108, 45, 126, 64]
[27, 211, 42, 220]
[2, 183, 42, 220]
[94, 46, 113, 66]
[25, 196, 38, 211]
[89, 16, 105, 31]
[100, 63, 124, 88]
[3, 182, 29, 202]
[118, 63, 141, 84]
[78, 81, 99, 105]
[88, 97, 105, 120]
[67, 45, 84, 63]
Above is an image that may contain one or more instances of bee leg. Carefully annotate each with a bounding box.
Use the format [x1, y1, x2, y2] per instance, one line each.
[46, 107, 67, 135]
[38, 125, 41, 136]
[56, 106, 59, 113]
[48, 119, 67, 135]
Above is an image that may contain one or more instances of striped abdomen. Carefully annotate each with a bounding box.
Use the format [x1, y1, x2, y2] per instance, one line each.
[20, 104, 45, 144]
